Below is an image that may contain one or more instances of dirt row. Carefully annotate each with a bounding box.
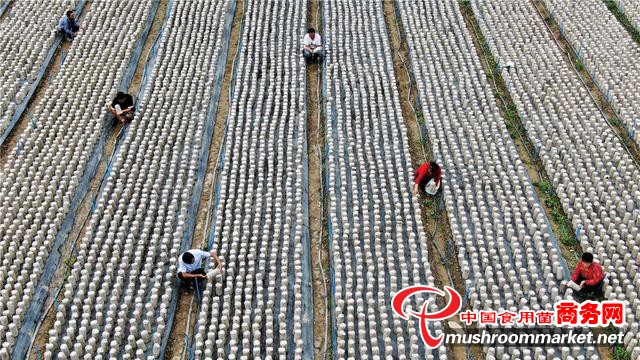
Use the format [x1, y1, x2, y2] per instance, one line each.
[530, 0, 640, 167]
[163, 0, 245, 358]
[304, 1, 331, 359]
[0, 27, 76, 166]
[457, 0, 584, 270]
[9, 1, 94, 354]
[460, 1, 618, 358]
[167, 1, 331, 358]
[28, 0, 170, 356]
[382, 2, 481, 360]
[530, 2, 628, 358]
[0, 0, 14, 20]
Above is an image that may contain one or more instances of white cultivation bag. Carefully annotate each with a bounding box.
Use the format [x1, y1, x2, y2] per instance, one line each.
[424, 178, 440, 195]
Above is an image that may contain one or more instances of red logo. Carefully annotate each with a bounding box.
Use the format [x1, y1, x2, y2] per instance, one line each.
[391, 286, 462, 348]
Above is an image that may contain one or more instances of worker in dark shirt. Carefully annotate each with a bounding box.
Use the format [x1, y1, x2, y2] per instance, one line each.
[108, 92, 135, 123]
[413, 161, 442, 195]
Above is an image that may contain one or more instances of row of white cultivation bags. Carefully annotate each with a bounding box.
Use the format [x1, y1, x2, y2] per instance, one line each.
[617, 0, 640, 33]
[323, 0, 441, 358]
[543, 0, 640, 146]
[0, 1, 154, 357]
[471, 0, 640, 356]
[0, 0, 78, 134]
[43, 0, 234, 359]
[190, 0, 310, 359]
[396, 0, 591, 359]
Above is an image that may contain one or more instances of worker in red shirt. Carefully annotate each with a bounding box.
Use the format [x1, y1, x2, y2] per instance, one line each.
[413, 161, 442, 195]
[568, 252, 605, 297]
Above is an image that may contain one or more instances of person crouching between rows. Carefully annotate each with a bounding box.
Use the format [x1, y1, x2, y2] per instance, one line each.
[567, 252, 604, 298]
[58, 10, 79, 41]
[413, 161, 442, 196]
[302, 28, 323, 64]
[177, 248, 223, 291]
[108, 92, 135, 123]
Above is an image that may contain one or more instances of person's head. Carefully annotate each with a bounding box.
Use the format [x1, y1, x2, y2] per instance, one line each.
[182, 252, 195, 264]
[308, 27, 316, 38]
[66, 10, 74, 20]
[115, 91, 126, 99]
[581, 252, 594, 265]
[428, 161, 440, 175]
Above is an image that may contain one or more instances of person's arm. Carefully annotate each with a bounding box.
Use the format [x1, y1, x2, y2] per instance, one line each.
[585, 264, 603, 286]
[178, 272, 206, 280]
[414, 164, 428, 188]
[313, 36, 323, 51]
[124, 96, 135, 112]
[571, 262, 581, 282]
[434, 167, 442, 186]
[413, 165, 427, 194]
[107, 99, 117, 114]
[177, 260, 207, 279]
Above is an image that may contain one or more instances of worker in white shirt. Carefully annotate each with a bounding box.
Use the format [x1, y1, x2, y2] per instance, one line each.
[302, 27, 323, 63]
[177, 248, 223, 290]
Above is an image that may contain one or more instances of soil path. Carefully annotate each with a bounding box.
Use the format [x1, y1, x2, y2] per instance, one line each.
[382, 2, 479, 359]
[305, 0, 330, 358]
[163, 0, 245, 358]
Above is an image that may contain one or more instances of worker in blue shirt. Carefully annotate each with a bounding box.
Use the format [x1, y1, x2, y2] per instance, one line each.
[58, 10, 79, 40]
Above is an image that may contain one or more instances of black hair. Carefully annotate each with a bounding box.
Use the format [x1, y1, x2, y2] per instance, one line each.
[429, 161, 440, 171]
[581, 252, 594, 263]
[182, 252, 195, 264]
[66, 10, 74, 17]
[308, 28, 316, 33]
[114, 92, 128, 101]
